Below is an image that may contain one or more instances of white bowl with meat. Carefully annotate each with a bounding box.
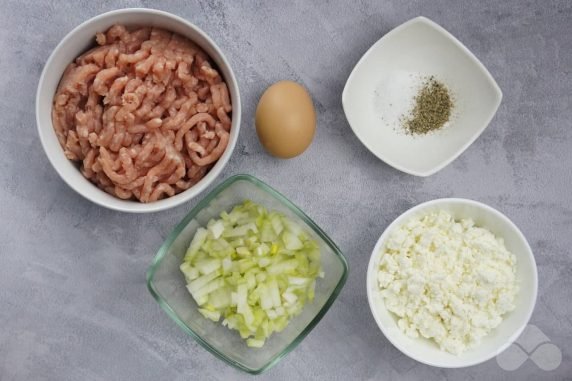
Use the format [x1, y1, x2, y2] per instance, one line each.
[36, 8, 241, 212]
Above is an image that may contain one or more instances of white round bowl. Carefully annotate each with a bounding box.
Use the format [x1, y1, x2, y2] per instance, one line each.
[366, 198, 538, 368]
[36, 8, 241, 213]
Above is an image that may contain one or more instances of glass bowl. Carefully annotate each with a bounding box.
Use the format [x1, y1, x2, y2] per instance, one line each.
[146, 174, 349, 374]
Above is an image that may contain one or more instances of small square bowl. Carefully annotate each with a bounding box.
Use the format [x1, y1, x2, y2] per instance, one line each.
[342, 16, 502, 176]
[146, 174, 348, 374]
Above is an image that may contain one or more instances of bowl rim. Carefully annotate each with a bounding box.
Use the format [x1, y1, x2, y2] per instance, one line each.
[341, 16, 503, 177]
[146, 174, 349, 374]
[35, 8, 241, 213]
[366, 198, 538, 368]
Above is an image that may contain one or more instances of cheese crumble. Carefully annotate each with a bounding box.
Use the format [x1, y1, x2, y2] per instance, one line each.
[378, 210, 518, 355]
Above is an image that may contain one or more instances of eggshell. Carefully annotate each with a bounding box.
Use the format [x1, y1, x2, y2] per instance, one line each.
[255, 81, 316, 158]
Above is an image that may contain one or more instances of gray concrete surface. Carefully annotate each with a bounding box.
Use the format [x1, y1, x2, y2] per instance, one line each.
[1, 1, 571, 380]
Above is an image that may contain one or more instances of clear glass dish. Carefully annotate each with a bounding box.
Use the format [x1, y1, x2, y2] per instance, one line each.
[146, 174, 349, 374]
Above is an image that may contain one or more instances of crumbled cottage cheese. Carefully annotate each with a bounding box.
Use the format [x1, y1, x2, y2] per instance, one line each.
[378, 210, 518, 355]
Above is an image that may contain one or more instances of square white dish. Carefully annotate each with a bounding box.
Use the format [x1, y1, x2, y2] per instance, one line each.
[342, 16, 502, 176]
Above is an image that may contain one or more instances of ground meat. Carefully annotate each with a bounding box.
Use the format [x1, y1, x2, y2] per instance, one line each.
[52, 25, 232, 203]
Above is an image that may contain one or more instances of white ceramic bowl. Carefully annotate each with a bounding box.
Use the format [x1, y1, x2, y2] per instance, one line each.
[36, 8, 241, 213]
[342, 17, 502, 176]
[366, 198, 538, 368]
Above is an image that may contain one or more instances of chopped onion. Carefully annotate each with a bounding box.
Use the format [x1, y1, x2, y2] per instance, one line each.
[180, 200, 322, 348]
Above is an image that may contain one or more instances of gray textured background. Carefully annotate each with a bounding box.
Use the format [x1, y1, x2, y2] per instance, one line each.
[1, 0, 571, 380]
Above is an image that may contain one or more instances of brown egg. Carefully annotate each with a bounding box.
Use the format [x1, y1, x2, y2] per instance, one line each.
[255, 81, 316, 158]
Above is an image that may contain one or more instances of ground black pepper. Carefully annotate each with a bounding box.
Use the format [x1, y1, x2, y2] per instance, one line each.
[402, 76, 453, 135]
